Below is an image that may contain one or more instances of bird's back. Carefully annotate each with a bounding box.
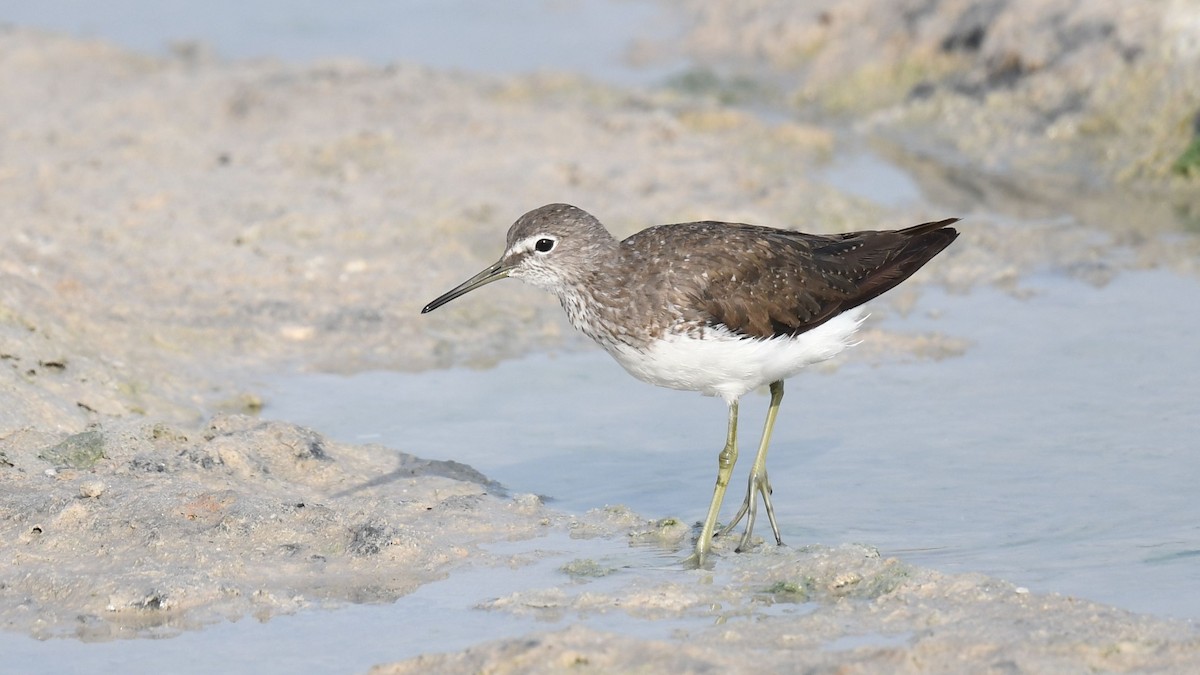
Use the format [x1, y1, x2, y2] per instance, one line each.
[620, 218, 959, 340]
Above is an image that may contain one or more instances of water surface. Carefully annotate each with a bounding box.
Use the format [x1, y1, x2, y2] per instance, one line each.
[0, 534, 691, 675]
[0, 0, 682, 85]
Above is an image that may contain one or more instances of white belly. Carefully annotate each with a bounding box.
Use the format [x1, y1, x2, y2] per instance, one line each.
[605, 309, 864, 403]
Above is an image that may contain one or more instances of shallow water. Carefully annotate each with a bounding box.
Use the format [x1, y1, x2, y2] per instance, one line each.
[0, 0, 683, 85]
[264, 269, 1200, 621]
[819, 147, 925, 207]
[0, 534, 700, 674]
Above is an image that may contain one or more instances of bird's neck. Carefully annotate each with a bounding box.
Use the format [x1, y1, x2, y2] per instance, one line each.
[554, 251, 642, 349]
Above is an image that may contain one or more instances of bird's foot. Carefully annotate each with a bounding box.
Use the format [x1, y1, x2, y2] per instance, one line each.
[683, 534, 716, 570]
[718, 470, 783, 552]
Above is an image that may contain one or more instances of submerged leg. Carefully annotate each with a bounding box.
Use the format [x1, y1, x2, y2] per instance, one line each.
[718, 380, 785, 552]
[686, 399, 739, 567]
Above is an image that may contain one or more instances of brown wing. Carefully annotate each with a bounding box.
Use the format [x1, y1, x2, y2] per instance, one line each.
[678, 218, 960, 339]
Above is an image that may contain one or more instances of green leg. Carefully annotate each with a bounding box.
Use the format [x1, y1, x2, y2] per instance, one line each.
[686, 399, 739, 568]
[718, 380, 785, 552]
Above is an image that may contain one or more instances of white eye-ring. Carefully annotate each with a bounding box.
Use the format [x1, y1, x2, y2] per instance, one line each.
[534, 238, 555, 253]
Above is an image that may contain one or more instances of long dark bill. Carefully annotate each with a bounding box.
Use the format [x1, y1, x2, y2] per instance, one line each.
[421, 260, 510, 314]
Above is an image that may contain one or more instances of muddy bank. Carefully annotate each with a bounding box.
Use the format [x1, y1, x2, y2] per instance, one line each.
[1, 415, 552, 640]
[673, 0, 1200, 228]
[376, 544, 1200, 673]
[0, 27, 847, 435]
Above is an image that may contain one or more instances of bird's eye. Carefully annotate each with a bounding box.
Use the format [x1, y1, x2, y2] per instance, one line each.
[534, 238, 555, 253]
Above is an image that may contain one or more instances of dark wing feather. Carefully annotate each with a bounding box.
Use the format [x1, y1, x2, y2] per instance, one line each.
[687, 218, 960, 339]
